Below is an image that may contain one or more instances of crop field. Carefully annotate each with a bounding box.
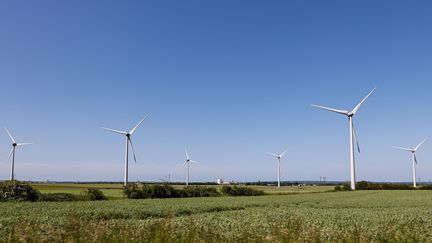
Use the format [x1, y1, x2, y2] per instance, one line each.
[1, 190, 432, 242]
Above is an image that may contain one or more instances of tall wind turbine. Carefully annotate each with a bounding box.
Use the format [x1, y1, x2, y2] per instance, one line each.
[265, 148, 288, 188]
[393, 138, 427, 188]
[5, 127, 32, 180]
[183, 148, 199, 186]
[312, 87, 376, 190]
[102, 114, 149, 186]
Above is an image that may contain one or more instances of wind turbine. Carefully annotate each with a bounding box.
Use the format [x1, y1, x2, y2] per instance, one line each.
[393, 138, 427, 188]
[312, 87, 376, 190]
[265, 148, 288, 188]
[102, 114, 149, 186]
[5, 127, 32, 180]
[183, 148, 199, 186]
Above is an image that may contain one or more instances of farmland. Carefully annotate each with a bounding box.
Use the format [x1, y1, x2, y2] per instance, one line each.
[1, 188, 432, 242]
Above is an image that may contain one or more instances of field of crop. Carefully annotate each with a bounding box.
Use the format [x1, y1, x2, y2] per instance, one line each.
[1, 190, 432, 242]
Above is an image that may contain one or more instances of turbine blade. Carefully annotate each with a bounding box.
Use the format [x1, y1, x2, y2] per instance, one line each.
[311, 105, 349, 115]
[414, 153, 418, 164]
[4, 127, 16, 143]
[101, 127, 127, 135]
[265, 152, 279, 157]
[352, 123, 361, 153]
[392, 146, 413, 152]
[189, 160, 200, 164]
[351, 87, 377, 115]
[130, 113, 150, 135]
[7, 148, 13, 161]
[414, 138, 428, 152]
[183, 160, 188, 166]
[185, 148, 189, 160]
[17, 143, 32, 146]
[128, 138, 137, 163]
[280, 148, 289, 157]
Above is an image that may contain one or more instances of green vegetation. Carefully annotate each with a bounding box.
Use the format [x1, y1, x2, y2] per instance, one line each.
[221, 185, 264, 196]
[335, 181, 418, 191]
[1, 190, 432, 242]
[85, 188, 108, 201]
[0, 180, 40, 202]
[123, 184, 258, 199]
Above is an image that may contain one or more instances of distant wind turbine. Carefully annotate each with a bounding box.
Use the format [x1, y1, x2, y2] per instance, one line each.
[265, 148, 288, 188]
[5, 127, 32, 180]
[102, 114, 149, 186]
[312, 87, 376, 190]
[183, 148, 199, 186]
[393, 138, 427, 188]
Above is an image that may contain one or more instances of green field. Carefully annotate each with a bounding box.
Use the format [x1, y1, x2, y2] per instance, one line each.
[1, 188, 432, 242]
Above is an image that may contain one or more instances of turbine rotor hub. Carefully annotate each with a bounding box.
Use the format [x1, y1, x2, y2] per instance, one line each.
[12, 143, 17, 147]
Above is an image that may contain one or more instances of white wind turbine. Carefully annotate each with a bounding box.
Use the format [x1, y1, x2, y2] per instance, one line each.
[393, 138, 427, 188]
[102, 114, 149, 186]
[265, 148, 288, 188]
[183, 148, 199, 186]
[5, 127, 32, 180]
[312, 87, 376, 190]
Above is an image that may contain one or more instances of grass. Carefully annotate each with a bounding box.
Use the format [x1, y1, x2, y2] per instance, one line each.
[1, 189, 432, 242]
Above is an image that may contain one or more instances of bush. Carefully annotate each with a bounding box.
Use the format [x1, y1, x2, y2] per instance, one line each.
[0, 180, 40, 202]
[356, 181, 413, 190]
[152, 184, 178, 198]
[85, 188, 107, 200]
[124, 184, 176, 199]
[39, 193, 83, 202]
[180, 186, 220, 197]
[418, 185, 432, 190]
[124, 184, 146, 199]
[334, 186, 342, 191]
[221, 185, 264, 196]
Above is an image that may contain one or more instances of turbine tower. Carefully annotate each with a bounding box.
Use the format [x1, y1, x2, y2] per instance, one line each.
[312, 88, 376, 190]
[265, 148, 288, 188]
[393, 138, 427, 188]
[5, 127, 32, 180]
[183, 148, 199, 186]
[102, 114, 149, 186]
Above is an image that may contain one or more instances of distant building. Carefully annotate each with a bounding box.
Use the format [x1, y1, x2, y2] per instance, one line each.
[217, 179, 232, 185]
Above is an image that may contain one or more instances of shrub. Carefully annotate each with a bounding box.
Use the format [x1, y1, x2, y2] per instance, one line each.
[39, 193, 83, 202]
[0, 180, 40, 202]
[418, 185, 432, 190]
[180, 186, 220, 197]
[152, 184, 178, 198]
[124, 184, 145, 199]
[124, 184, 176, 199]
[221, 185, 264, 196]
[334, 186, 342, 191]
[355, 181, 413, 190]
[85, 188, 107, 200]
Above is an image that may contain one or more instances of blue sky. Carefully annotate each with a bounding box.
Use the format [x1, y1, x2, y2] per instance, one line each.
[0, 1, 432, 182]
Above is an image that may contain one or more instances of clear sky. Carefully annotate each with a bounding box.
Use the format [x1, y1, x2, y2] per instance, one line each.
[0, 1, 432, 183]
